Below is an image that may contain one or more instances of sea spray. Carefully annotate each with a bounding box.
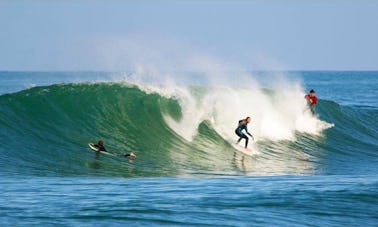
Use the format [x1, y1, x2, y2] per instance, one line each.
[125, 69, 333, 143]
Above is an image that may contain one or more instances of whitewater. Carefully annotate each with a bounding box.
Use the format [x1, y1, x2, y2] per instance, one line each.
[0, 71, 377, 226]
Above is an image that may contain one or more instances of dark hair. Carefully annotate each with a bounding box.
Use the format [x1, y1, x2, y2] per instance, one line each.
[246, 116, 251, 120]
[98, 140, 104, 145]
[310, 89, 315, 93]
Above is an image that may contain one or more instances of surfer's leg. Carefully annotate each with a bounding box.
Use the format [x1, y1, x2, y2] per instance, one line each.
[310, 105, 315, 115]
[235, 130, 244, 144]
[238, 133, 249, 148]
[244, 136, 249, 148]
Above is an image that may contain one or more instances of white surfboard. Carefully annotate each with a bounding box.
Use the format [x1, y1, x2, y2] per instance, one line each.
[88, 143, 137, 158]
[232, 143, 255, 156]
[88, 143, 117, 157]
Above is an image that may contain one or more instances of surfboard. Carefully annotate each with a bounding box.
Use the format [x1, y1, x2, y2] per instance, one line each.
[232, 144, 254, 156]
[88, 143, 117, 157]
[88, 143, 137, 158]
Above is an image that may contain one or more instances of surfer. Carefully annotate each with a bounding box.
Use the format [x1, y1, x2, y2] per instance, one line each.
[235, 117, 254, 149]
[305, 89, 317, 115]
[93, 140, 107, 152]
[92, 140, 136, 158]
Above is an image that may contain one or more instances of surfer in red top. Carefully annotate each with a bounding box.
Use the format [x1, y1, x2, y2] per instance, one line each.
[305, 89, 317, 115]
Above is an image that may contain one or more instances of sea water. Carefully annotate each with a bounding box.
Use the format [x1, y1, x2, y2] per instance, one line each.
[0, 71, 377, 226]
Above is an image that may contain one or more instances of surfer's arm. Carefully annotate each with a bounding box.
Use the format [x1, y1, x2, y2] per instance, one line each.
[248, 132, 254, 140]
[245, 128, 254, 139]
[305, 95, 312, 104]
[93, 144, 101, 152]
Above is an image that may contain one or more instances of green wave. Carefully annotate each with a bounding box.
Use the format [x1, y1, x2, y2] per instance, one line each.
[0, 83, 377, 177]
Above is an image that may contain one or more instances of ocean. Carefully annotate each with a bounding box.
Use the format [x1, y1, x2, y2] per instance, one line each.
[0, 71, 377, 226]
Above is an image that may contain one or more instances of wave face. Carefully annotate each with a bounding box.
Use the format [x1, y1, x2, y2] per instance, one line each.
[0, 82, 377, 177]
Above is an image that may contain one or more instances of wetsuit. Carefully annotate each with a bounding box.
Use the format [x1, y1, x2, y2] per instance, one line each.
[235, 120, 253, 148]
[94, 144, 106, 152]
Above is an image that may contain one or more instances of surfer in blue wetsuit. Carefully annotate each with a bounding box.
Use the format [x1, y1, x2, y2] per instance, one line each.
[235, 117, 254, 149]
[93, 140, 136, 158]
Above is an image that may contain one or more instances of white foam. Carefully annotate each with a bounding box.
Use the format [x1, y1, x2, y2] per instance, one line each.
[133, 71, 333, 143]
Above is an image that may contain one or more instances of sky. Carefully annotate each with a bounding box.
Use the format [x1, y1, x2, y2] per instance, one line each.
[0, 0, 377, 71]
